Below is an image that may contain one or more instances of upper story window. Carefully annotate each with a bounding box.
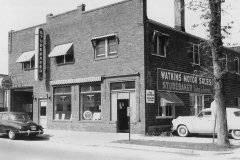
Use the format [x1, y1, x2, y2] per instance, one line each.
[150, 30, 169, 57]
[91, 33, 119, 59]
[190, 43, 200, 65]
[48, 43, 74, 65]
[16, 50, 35, 70]
[220, 54, 228, 70]
[233, 57, 239, 73]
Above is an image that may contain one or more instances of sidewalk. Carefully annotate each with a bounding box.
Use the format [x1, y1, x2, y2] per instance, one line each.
[42, 129, 240, 157]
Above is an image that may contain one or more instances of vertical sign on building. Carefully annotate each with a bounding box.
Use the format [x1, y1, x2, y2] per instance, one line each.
[35, 27, 44, 81]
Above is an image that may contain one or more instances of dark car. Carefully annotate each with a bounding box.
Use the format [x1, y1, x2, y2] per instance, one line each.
[0, 112, 44, 140]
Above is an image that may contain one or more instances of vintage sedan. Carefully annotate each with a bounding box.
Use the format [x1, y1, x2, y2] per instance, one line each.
[0, 112, 44, 140]
[172, 108, 240, 140]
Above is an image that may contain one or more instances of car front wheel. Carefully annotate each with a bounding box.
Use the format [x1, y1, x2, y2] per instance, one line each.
[177, 125, 189, 137]
[231, 130, 240, 140]
[8, 131, 16, 140]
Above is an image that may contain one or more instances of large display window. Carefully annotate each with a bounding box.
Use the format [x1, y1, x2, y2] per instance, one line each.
[79, 84, 101, 121]
[53, 86, 72, 120]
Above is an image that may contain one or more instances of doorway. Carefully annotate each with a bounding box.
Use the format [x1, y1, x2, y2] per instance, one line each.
[39, 100, 47, 128]
[117, 99, 129, 133]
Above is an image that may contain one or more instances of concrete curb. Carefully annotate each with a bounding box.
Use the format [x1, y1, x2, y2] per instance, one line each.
[106, 143, 234, 156]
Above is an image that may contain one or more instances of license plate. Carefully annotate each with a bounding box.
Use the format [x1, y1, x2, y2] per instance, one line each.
[31, 126, 36, 130]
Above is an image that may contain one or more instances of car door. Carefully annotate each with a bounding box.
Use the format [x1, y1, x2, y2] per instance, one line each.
[192, 110, 214, 133]
[1, 113, 9, 132]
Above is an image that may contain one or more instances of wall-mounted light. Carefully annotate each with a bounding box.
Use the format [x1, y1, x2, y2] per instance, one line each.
[47, 93, 51, 101]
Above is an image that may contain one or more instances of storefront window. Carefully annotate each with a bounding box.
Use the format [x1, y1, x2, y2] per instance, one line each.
[80, 84, 101, 121]
[190, 94, 204, 116]
[157, 105, 175, 118]
[53, 86, 72, 120]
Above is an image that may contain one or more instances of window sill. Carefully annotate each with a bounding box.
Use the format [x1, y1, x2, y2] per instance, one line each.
[156, 116, 174, 119]
[53, 120, 72, 122]
[95, 55, 118, 61]
[189, 62, 200, 66]
[23, 68, 34, 71]
[56, 62, 75, 66]
[151, 53, 166, 58]
[78, 120, 102, 123]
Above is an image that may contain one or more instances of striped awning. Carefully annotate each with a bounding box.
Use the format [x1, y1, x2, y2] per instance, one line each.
[48, 43, 73, 58]
[91, 33, 117, 41]
[158, 92, 184, 106]
[50, 76, 102, 85]
[16, 50, 35, 63]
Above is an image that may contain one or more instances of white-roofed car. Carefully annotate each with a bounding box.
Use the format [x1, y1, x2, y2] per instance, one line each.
[172, 108, 240, 140]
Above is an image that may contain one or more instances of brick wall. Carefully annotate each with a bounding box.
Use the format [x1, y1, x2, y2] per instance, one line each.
[8, 0, 146, 133]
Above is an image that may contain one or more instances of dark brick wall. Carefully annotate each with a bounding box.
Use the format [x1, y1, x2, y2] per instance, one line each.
[144, 20, 240, 131]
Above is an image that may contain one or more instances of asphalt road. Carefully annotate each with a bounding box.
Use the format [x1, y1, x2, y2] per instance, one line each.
[0, 134, 235, 160]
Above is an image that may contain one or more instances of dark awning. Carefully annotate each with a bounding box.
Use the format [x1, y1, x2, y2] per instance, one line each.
[158, 92, 184, 106]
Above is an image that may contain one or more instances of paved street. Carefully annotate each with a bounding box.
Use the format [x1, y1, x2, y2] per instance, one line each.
[0, 129, 240, 160]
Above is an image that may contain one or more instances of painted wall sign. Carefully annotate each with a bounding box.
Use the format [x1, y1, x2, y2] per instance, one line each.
[35, 27, 44, 81]
[146, 90, 155, 103]
[1, 77, 13, 90]
[157, 68, 213, 94]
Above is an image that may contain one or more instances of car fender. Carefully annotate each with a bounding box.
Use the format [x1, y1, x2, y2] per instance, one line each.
[172, 117, 194, 133]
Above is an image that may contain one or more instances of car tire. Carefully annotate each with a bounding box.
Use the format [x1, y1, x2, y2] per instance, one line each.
[231, 130, 240, 140]
[8, 131, 16, 140]
[177, 125, 189, 137]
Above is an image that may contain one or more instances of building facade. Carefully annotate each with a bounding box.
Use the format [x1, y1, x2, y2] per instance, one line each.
[8, 0, 240, 134]
[0, 74, 10, 112]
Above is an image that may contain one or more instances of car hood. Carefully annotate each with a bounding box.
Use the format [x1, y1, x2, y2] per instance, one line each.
[12, 120, 38, 126]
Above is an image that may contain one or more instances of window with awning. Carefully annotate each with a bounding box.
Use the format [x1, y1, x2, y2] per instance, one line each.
[156, 92, 184, 118]
[48, 43, 74, 65]
[91, 33, 119, 59]
[16, 50, 35, 70]
[158, 92, 184, 106]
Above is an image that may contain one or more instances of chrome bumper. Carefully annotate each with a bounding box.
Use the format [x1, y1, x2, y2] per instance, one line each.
[19, 130, 44, 135]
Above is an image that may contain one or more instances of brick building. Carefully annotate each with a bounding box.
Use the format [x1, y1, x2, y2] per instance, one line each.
[7, 0, 240, 134]
[0, 74, 9, 112]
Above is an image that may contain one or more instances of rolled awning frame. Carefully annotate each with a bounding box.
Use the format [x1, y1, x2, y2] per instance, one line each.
[91, 33, 119, 48]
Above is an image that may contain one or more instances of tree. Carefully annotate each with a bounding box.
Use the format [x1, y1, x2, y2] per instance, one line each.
[187, 0, 237, 147]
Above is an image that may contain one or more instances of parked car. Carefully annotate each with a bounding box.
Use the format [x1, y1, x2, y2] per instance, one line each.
[172, 108, 240, 140]
[0, 112, 44, 140]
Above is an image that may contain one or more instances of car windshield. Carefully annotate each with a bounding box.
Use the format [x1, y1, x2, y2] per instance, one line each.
[234, 111, 240, 117]
[10, 114, 30, 121]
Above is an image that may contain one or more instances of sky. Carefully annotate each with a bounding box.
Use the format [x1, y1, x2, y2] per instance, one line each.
[0, 0, 239, 75]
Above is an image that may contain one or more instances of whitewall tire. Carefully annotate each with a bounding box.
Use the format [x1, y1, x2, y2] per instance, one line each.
[177, 125, 189, 137]
[231, 130, 240, 140]
[8, 131, 16, 140]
